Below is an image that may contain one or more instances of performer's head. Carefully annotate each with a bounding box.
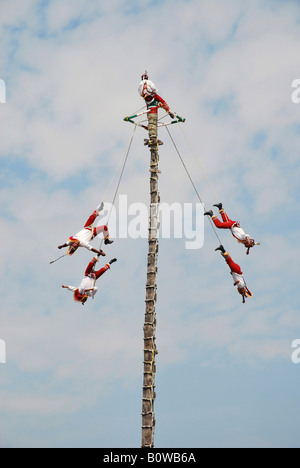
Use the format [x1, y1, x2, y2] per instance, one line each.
[245, 238, 258, 255]
[141, 71, 148, 80]
[244, 238, 255, 248]
[237, 286, 252, 303]
[73, 289, 88, 305]
[67, 238, 80, 255]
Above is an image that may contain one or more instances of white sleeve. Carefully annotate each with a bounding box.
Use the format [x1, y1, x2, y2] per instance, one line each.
[65, 285, 76, 292]
[138, 82, 144, 96]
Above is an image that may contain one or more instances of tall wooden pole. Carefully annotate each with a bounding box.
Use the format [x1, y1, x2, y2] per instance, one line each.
[141, 113, 160, 448]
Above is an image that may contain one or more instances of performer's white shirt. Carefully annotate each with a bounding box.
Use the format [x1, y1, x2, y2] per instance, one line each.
[231, 272, 246, 289]
[65, 276, 98, 298]
[67, 227, 94, 251]
[230, 225, 249, 243]
[138, 79, 158, 97]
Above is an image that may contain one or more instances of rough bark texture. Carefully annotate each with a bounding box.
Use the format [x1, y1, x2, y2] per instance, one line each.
[141, 113, 160, 448]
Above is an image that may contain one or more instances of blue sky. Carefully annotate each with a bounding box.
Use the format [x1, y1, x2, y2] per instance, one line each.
[0, 0, 300, 448]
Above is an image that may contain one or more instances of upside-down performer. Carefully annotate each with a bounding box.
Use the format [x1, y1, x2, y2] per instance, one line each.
[138, 71, 175, 145]
[62, 256, 117, 305]
[57, 202, 113, 257]
[215, 245, 252, 304]
[205, 203, 260, 255]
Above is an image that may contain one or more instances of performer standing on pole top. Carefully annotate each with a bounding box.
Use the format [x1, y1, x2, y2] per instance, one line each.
[62, 256, 117, 305]
[57, 202, 113, 257]
[138, 71, 175, 146]
[205, 203, 260, 255]
[215, 245, 252, 303]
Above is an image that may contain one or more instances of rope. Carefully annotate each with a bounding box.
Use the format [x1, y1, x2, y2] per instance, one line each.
[134, 105, 147, 115]
[179, 122, 221, 203]
[49, 253, 67, 265]
[101, 140, 132, 204]
[165, 126, 223, 245]
[98, 124, 137, 250]
[50, 123, 137, 264]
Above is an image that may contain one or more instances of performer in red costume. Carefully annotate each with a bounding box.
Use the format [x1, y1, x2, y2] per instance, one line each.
[138, 72, 175, 146]
[215, 245, 252, 303]
[205, 203, 259, 255]
[57, 202, 113, 256]
[62, 256, 117, 305]
[138, 72, 175, 117]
